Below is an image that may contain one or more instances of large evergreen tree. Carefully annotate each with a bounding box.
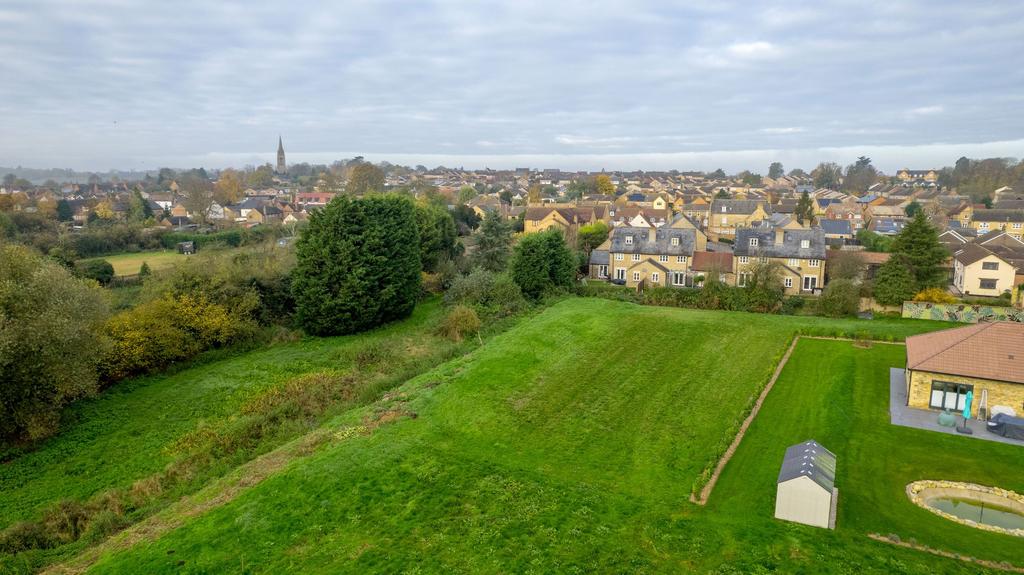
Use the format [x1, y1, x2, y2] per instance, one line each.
[795, 191, 815, 225]
[473, 210, 513, 272]
[415, 201, 458, 272]
[509, 229, 575, 299]
[873, 256, 916, 306]
[292, 195, 421, 336]
[891, 212, 948, 289]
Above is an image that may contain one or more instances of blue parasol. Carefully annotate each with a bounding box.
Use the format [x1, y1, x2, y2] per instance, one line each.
[962, 390, 973, 420]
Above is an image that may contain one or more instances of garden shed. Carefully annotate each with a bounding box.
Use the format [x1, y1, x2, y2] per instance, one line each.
[774, 440, 837, 529]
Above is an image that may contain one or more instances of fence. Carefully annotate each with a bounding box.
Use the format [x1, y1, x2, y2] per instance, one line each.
[902, 301, 1024, 323]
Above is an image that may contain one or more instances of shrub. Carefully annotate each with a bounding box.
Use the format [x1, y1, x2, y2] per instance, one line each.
[292, 195, 421, 336]
[873, 256, 916, 306]
[100, 294, 255, 381]
[912, 287, 957, 304]
[438, 305, 482, 341]
[138, 261, 151, 278]
[76, 259, 115, 286]
[0, 244, 109, 443]
[780, 296, 806, 315]
[817, 279, 861, 317]
[510, 229, 575, 299]
[444, 268, 527, 317]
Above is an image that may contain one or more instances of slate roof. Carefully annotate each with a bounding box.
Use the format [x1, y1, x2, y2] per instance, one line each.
[778, 440, 836, 492]
[589, 249, 609, 265]
[906, 322, 1024, 385]
[733, 227, 827, 259]
[710, 199, 767, 215]
[819, 219, 853, 236]
[973, 209, 1024, 223]
[608, 226, 697, 256]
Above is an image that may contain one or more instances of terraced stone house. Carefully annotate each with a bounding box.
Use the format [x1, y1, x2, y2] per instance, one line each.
[733, 226, 827, 295]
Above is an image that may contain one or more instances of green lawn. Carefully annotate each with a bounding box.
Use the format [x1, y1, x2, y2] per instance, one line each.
[74, 299, 1006, 574]
[0, 300, 456, 531]
[711, 338, 1024, 566]
[82, 250, 187, 276]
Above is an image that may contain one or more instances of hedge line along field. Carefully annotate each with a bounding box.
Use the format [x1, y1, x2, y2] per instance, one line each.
[75, 298, 999, 575]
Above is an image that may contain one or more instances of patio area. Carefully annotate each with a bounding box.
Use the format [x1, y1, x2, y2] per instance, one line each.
[889, 368, 1023, 446]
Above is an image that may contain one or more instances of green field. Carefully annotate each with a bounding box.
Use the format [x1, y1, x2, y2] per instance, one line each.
[0, 300, 464, 541]
[82, 251, 187, 276]
[21, 298, 1008, 574]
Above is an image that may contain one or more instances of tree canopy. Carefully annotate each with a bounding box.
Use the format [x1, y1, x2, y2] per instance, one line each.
[510, 229, 575, 299]
[890, 212, 948, 289]
[346, 163, 386, 196]
[473, 209, 513, 272]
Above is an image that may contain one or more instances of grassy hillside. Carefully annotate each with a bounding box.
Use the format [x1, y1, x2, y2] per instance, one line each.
[82, 251, 188, 276]
[0, 299, 458, 531]
[72, 299, 1007, 574]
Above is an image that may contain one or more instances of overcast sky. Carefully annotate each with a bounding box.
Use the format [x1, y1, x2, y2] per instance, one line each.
[2, 0, 1023, 173]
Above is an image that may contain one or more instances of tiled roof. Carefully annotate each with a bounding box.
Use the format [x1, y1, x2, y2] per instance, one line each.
[691, 251, 732, 272]
[973, 209, 1024, 223]
[906, 322, 1024, 385]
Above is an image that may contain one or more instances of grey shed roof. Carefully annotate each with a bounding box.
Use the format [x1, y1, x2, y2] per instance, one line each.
[819, 219, 853, 236]
[608, 226, 697, 256]
[733, 227, 827, 259]
[778, 440, 836, 492]
[589, 249, 609, 265]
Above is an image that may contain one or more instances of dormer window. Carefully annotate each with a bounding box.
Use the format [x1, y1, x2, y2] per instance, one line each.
[800, 240, 810, 249]
[671, 237, 679, 246]
[721, 206, 727, 213]
[625, 235, 633, 245]
[749, 238, 759, 247]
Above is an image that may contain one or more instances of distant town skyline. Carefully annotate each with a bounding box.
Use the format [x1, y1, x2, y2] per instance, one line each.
[2, 1, 1023, 172]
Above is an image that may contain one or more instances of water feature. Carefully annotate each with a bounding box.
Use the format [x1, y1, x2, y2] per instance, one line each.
[927, 497, 1024, 531]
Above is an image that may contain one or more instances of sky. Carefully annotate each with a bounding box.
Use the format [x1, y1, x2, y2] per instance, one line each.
[2, 0, 1023, 173]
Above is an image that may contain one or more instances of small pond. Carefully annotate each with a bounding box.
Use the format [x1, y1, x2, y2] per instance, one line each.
[928, 497, 1024, 531]
[907, 480, 1024, 537]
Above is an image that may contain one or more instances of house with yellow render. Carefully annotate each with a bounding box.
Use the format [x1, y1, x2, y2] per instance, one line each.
[601, 214, 708, 288]
[904, 322, 1024, 418]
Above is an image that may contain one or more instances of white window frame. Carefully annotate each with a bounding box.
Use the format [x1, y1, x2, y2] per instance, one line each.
[615, 253, 624, 261]
[672, 272, 685, 286]
[660, 255, 668, 262]
[788, 258, 799, 267]
[677, 256, 686, 263]
[800, 240, 810, 249]
[738, 272, 750, 287]
[671, 237, 679, 246]
[632, 272, 641, 282]
[749, 238, 759, 247]
[632, 254, 641, 262]
[738, 256, 749, 264]
[598, 265, 608, 278]
[802, 275, 817, 291]
[625, 235, 633, 245]
[616, 268, 625, 280]
[808, 259, 820, 267]
[784, 277, 793, 288]
[651, 272, 660, 283]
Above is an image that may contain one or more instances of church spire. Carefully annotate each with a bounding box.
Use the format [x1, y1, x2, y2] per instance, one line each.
[276, 135, 286, 174]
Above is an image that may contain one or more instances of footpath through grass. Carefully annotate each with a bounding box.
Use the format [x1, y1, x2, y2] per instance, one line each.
[74, 298, 999, 574]
[0, 299, 457, 531]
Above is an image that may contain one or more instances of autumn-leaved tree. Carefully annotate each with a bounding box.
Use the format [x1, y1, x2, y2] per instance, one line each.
[595, 174, 615, 196]
[214, 168, 245, 205]
[346, 163, 385, 196]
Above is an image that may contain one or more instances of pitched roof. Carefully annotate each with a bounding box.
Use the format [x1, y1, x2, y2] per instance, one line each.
[906, 322, 1024, 384]
[710, 199, 767, 215]
[690, 251, 732, 272]
[734, 227, 827, 259]
[777, 440, 836, 492]
[973, 209, 1024, 223]
[819, 219, 853, 236]
[953, 242, 1001, 266]
[608, 226, 697, 256]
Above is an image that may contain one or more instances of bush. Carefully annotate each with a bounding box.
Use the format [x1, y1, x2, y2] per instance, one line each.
[292, 195, 421, 336]
[912, 287, 957, 304]
[438, 305, 482, 341]
[76, 259, 115, 286]
[100, 294, 255, 381]
[780, 296, 806, 315]
[510, 229, 575, 299]
[0, 244, 109, 443]
[817, 279, 861, 317]
[444, 268, 527, 317]
[873, 256, 916, 306]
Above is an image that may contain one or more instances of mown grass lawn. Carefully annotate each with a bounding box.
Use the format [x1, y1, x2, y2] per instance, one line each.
[0, 299, 455, 531]
[78, 298, 1002, 575]
[711, 338, 1024, 567]
[82, 250, 188, 276]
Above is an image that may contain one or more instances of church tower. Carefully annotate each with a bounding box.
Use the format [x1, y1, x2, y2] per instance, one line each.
[276, 136, 286, 174]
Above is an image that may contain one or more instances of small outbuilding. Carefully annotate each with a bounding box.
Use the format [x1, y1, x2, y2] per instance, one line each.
[774, 440, 837, 529]
[177, 241, 196, 255]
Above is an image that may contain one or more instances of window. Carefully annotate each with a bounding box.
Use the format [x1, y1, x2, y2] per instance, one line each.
[721, 205, 727, 213]
[632, 272, 641, 282]
[660, 255, 668, 262]
[632, 254, 641, 262]
[615, 253, 623, 261]
[800, 240, 810, 249]
[671, 237, 679, 246]
[738, 256, 749, 264]
[1014, 223, 1022, 229]
[598, 265, 608, 278]
[979, 222, 989, 230]
[929, 381, 973, 411]
[677, 256, 686, 263]
[672, 272, 686, 286]
[802, 275, 817, 291]
[982, 261, 999, 271]
[788, 258, 799, 267]
[809, 259, 820, 267]
[737, 272, 750, 287]
[749, 238, 759, 247]
[625, 235, 633, 245]
[980, 278, 998, 290]
[784, 277, 793, 288]
[758, 257, 768, 264]
[651, 272, 660, 283]
[616, 268, 625, 280]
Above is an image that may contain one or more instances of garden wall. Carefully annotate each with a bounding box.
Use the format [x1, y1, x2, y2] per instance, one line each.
[901, 301, 1024, 323]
